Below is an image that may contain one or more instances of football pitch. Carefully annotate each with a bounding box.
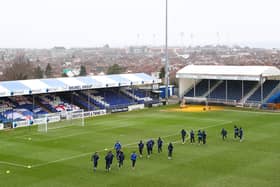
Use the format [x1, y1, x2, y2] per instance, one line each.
[0, 105, 279, 187]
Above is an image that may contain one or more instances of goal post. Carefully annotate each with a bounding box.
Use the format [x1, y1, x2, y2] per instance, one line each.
[37, 109, 85, 133]
[68, 109, 85, 127]
[183, 97, 209, 108]
[37, 117, 48, 133]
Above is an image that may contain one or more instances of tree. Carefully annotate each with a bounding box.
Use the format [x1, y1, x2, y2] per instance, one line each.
[33, 66, 44, 79]
[45, 63, 52, 78]
[107, 64, 126, 75]
[169, 76, 178, 87]
[159, 66, 165, 79]
[79, 65, 87, 76]
[103, 44, 110, 48]
[2, 54, 34, 81]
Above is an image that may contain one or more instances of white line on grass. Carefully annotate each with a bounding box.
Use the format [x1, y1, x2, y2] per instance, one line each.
[223, 109, 280, 115]
[173, 116, 230, 123]
[0, 161, 28, 168]
[17, 123, 153, 142]
[31, 120, 231, 168]
[13, 118, 134, 140]
[15, 131, 92, 141]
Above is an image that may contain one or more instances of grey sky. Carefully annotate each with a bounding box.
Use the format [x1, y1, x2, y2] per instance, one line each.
[0, 0, 280, 48]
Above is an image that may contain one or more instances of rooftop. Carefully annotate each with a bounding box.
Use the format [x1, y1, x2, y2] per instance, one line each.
[176, 65, 280, 81]
[0, 73, 161, 97]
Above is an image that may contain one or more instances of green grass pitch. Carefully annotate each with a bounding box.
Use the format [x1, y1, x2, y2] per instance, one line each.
[0, 105, 280, 187]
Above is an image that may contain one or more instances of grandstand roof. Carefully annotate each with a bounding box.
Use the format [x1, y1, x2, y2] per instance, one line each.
[0, 73, 160, 97]
[176, 65, 280, 81]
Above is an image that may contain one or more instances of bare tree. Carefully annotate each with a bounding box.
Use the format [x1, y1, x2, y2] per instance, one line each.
[33, 66, 44, 79]
[45, 63, 53, 78]
[2, 54, 35, 81]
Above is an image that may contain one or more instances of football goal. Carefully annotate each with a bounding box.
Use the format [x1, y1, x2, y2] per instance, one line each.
[37, 109, 85, 133]
[182, 97, 209, 108]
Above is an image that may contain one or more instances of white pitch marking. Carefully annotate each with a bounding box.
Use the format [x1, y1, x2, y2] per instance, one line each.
[223, 109, 280, 115]
[14, 118, 138, 140]
[35, 131, 92, 142]
[0, 161, 28, 168]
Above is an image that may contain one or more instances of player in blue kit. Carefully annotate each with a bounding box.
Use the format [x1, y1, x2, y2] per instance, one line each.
[181, 129, 187, 144]
[157, 137, 163, 153]
[91, 152, 99, 172]
[118, 151, 125, 168]
[138, 140, 144, 158]
[221, 128, 227, 140]
[168, 142, 173, 159]
[198, 130, 203, 145]
[239, 127, 243, 142]
[130, 151, 137, 169]
[202, 130, 207, 144]
[190, 130, 195, 144]
[234, 125, 239, 139]
[114, 141, 122, 159]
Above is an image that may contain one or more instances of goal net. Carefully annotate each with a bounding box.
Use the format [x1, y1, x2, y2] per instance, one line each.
[37, 109, 85, 133]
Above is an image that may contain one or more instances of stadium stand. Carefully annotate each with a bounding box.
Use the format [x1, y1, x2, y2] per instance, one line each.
[207, 81, 226, 100]
[247, 80, 280, 103]
[227, 81, 242, 100]
[185, 79, 209, 97]
[36, 95, 79, 113]
[177, 65, 280, 108]
[59, 92, 97, 111]
[0, 96, 48, 122]
[122, 88, 153, 103]
[0, 73, 161, 129]
[185, 87, 194, 97]
[91, 89, 135, 109]
[243, 81, 258, 97]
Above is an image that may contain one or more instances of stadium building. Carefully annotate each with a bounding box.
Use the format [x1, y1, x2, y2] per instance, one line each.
[0, 73, 164, 130]
[176, 65, 280, 109]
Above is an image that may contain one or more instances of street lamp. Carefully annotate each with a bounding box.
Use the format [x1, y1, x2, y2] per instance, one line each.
[165, 0, 169, 103]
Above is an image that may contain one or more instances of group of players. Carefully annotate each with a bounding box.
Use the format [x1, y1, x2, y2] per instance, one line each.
[91, 125, 244, 172]
[91, 138, 174, 172]
[138, 138, 174, 159]
[221, 125, 244, 142]
[181, 129, 207, 145]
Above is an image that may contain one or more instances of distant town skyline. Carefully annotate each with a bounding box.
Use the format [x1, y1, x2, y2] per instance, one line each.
[1, 0, 280, 48]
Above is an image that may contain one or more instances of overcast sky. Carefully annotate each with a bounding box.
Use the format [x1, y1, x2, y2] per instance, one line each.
[0, 0, 280, 48]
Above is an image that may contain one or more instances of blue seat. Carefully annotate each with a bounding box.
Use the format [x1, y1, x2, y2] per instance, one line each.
[248, 80, 280, 102]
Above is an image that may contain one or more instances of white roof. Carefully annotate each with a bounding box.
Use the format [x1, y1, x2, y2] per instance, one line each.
[176, 65, 280, 81]
[0, 73, 161, 97]
[20, 79, 51, 93]
[57, 77, 86, 87]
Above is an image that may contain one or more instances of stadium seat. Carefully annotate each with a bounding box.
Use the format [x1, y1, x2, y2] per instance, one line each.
[248, 80, 280, 102]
